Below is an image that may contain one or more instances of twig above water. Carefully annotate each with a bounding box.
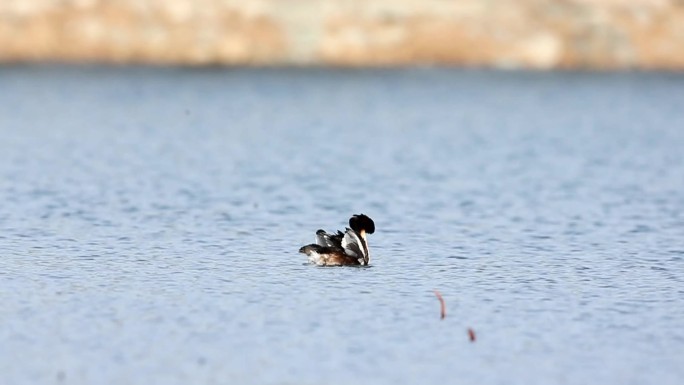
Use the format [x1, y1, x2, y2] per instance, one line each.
[468, 328, 476, 342]
[433, 289, 446, 320]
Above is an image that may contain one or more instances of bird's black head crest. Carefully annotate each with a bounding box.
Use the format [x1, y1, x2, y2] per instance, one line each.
[349, 214, 375, 234]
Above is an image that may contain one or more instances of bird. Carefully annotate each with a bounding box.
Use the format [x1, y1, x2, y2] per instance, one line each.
[299, 214, 375, 266]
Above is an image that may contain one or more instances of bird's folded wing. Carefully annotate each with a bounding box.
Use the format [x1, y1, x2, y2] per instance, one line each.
[341, 228, 367, 264]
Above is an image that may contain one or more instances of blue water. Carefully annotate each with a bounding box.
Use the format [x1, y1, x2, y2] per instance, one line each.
[1, 66, 683, 385]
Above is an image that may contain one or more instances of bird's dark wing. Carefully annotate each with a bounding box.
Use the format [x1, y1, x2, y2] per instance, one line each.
[315, 229, 344, 249]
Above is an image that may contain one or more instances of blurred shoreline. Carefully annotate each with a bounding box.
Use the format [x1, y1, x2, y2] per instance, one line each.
[2, 0, 683, 70]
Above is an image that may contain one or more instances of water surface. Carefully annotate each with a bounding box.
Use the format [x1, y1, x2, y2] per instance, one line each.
[1, 67, 683, 384]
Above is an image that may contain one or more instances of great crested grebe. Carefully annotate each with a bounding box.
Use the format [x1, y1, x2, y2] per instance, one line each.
[299, 214, 375, 266]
